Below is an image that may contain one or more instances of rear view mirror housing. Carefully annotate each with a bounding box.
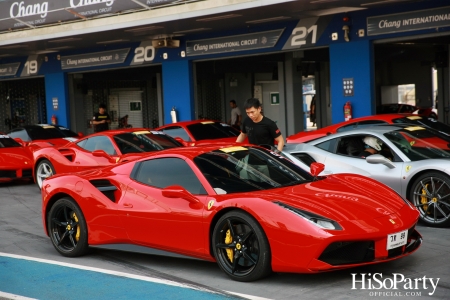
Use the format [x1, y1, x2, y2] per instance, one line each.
[310, 162, 325, 177]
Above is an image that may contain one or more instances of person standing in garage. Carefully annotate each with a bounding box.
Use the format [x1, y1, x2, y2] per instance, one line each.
[228, 99, 242, 130]
[92, 103, 111, 133]
[236, 98, 284, 152]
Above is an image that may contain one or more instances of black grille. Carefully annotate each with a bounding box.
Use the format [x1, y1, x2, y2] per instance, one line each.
[90, 179, 118, 203]
[22, 169, 33, 178]
[319, 241, 375, 265]
[0, 170, 16, 178]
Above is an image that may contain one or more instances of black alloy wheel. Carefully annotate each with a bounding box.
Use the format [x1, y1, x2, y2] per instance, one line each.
[410, 172, 450, 227]
[212, 211, 271, 282]
[48, 197, 89, 257]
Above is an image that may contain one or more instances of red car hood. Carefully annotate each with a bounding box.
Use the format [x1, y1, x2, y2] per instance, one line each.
[0, 148, 33, 167]
[249, 174, 406, 222]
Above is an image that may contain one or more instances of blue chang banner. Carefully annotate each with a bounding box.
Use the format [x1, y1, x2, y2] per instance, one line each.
[0, 62, 20, 77]
[60, 48, 130, 69]
[367, 6, 450, 36]
[186, 29, 284, 56]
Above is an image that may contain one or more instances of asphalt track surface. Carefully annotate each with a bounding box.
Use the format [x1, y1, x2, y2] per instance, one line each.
[1, 181, 450, 299]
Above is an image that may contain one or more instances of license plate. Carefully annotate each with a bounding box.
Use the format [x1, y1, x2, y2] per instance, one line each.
[386, 229, 408, 250]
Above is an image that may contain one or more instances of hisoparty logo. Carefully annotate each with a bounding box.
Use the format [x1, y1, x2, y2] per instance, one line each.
[351, 273, 439, 296]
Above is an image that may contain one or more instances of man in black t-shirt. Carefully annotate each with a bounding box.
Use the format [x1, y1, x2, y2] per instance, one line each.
[92, 103, 111, 132]
[236, 98, 284, 152]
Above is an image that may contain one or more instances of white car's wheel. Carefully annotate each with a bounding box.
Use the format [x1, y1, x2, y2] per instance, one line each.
[410, 172, 450, 227]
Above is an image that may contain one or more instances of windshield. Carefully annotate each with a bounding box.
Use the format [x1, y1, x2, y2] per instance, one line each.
[113, 131, 182, 154]
[194, 146, 312, 194]
[56, 126, 79, 137]
[0, 135, 21, 147]
[384, 127, 450, 161]
[187, 122, 240, 140]
[392, 116, 450, 135]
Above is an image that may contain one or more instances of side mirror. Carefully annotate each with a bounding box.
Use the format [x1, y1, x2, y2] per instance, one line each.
[366, 154, 396, 169]
[78, 132, 84, 138]
[162, 185, 199, 203]
[174, 137, 189, 146]
[310, 162, 325, 177]
[92, 149, 116, 163]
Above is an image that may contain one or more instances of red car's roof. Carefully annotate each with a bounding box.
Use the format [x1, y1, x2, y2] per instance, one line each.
[155, 120, 222, 128]
[286, 113, 418, 143]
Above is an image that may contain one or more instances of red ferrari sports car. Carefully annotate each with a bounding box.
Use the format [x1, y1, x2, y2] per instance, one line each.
[154, 120, 245, 146]
[377, 104, 438, 119]
[0, 134, 33, 183]
[7, 124, 81, 148]
[287, 114, 450, 143]
[33, 128, 182, 188]
[41, 144, 421, 281]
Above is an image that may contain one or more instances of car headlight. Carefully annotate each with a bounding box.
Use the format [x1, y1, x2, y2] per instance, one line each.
[274, 201, 342, 230]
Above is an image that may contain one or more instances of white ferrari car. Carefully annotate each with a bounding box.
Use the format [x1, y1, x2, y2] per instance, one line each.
[283, 124, 450, 227]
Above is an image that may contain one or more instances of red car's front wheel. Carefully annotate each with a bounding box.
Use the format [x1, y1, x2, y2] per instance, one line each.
[212, 211, 271, 282]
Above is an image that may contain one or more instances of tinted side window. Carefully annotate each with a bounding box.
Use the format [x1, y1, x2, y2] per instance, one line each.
[161, 127, 191, 141]
[315, 139, 336, 152]
[78, 136, 116, 155]
[336, 123, 358, 132]
[134, 158, 206, 195]
[8, 129, 30, 141]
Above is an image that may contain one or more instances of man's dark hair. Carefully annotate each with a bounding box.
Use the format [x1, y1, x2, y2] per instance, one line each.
[99, 103, 107, 109]
[230, 99, 236, 105]
[243, 98, 261, 110]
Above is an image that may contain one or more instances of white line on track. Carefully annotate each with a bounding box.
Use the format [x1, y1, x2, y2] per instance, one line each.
[0, 252, 271, 300]
[0, 291, 37, 300]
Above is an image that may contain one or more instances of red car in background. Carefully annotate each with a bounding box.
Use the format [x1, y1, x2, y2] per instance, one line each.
[6, 124, 82, 148]
[33, 128, 183, 188]
[377, 104, 438, 119]
[287, 114, 450, 143]
[155, 120, 245, 146]
[0, 134, 33, 183]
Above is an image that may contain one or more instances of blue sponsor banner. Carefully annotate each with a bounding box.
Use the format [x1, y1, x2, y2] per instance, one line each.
[186, 29, 284, 56]
[367, 6, 450, 36]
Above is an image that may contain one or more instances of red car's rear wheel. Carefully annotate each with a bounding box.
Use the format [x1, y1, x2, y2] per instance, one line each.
[48, 197, 89, 257]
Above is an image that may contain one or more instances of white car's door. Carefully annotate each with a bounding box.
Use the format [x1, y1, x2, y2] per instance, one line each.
[320, 152, 404, 194]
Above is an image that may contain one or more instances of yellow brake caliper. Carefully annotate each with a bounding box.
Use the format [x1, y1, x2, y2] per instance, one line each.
[72, 212, 80, 242]
[225, 229, 233, 263]
[421, 184, 429, 213]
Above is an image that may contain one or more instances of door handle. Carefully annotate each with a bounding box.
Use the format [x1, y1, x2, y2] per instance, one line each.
[123, 203, 133, 208]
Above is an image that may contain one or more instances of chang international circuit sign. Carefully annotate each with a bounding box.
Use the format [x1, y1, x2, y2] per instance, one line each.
[0, 62, 20, 77]
[60, 48, 130, 69]
[367, 6, 450, 36]
[0, 0, 182, 32]
[186, 29, 284, 56]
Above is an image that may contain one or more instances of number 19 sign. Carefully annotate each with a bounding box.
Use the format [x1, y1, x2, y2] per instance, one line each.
[20, 55, 43, 77]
